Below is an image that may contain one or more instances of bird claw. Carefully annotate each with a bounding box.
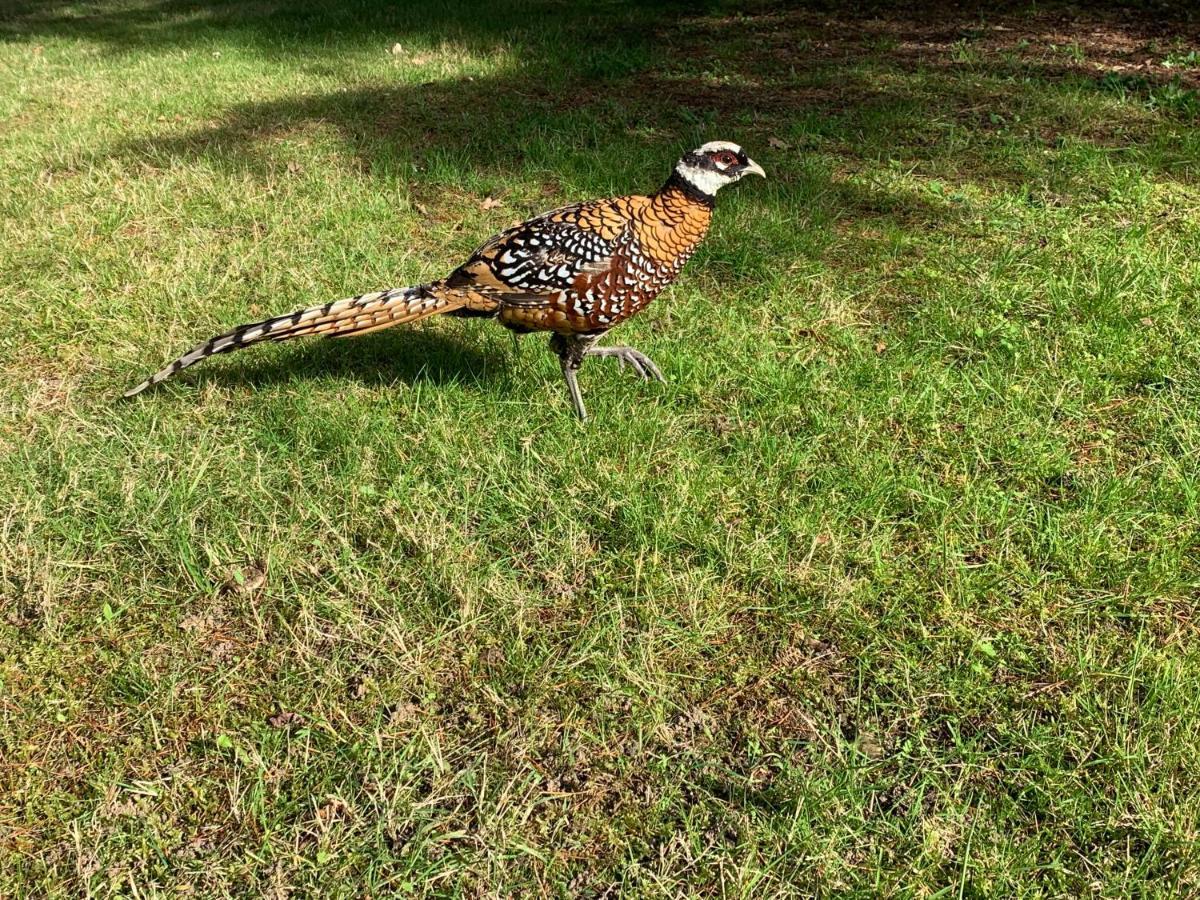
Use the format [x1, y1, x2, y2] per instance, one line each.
[587, 346, 666, 383]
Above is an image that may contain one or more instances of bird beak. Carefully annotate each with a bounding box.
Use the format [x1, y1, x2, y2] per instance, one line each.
[742, 159, 766, 179]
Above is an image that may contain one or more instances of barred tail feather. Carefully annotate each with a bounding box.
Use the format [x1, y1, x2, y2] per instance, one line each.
[123, 284, 464, 398]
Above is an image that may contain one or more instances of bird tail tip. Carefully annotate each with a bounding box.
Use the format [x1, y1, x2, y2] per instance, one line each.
[119, 282, 459, 399]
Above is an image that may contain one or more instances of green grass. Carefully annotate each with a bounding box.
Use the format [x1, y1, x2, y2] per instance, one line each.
[2, 0, 1200, 895]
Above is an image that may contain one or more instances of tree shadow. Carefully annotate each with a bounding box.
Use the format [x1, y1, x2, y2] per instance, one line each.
[0, 0, 680, 58]
[72, 0, 1195, 194]
[14, 0, 1197, 393]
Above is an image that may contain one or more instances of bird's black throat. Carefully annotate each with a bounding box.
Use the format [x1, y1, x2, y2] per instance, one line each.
[662, 170, 717, 208]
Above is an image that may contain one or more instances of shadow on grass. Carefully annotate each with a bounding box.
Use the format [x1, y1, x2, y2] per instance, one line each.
[0, 0, 678, 58]
[17, 0, 1198, 395]
[73, 0, 1195, 194]
[161, 325, 515, 395]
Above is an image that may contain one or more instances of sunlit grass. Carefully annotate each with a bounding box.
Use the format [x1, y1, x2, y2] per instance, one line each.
[2, 1, 1199, 894]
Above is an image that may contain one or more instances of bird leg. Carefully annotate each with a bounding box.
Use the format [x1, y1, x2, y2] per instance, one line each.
[550, 335, 665, 420]
[550, 333, 596, 421]
[585, 345, 666, 383]
[560, 357, 586, 421]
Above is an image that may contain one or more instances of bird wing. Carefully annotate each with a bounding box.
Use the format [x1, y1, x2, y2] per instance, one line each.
[445, 197, 640, 306]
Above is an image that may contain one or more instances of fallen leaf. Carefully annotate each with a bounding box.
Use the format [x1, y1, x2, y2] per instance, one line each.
[768, 136, 790, 150]
[286, 160, 302, 175]
[857, 731, 885, 759]
[413, 201, 430, 217]
[179, 612, 212, 633]
[223, 563, 266, 596]
[316, 797, 351, 827]
[480, 196, 503, 210]
[874, 340, 888, 354]
[268, 710, 304, 729]
[1139, 316, 1154, 327]
[390, 43, 403, 55]
[347, 675, 368, 699]
[241, 567, 267, 593]
[388, 701, 420, 726]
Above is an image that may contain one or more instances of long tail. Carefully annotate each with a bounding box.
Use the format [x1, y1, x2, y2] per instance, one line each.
[123, 283, 469, 398]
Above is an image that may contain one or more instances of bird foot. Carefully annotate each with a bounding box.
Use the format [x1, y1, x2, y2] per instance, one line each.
[585, 346, 666, 383]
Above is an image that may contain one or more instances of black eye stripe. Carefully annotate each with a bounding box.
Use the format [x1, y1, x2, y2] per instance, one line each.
[681, 147, 744, 175]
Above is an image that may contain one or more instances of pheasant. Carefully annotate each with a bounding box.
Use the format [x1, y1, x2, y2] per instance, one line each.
[124, 141, 765, 420]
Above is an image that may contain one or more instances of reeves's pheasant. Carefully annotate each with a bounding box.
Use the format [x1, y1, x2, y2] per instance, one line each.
[124, 141, 765, 420]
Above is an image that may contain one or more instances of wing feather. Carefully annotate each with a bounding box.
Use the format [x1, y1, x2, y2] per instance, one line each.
[445, 198, 639, 309]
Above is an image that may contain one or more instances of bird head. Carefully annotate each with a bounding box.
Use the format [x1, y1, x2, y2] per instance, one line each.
[670, 141, 765, 201]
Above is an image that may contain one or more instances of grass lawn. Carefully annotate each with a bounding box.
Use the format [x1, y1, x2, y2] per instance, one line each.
[2, 0, 1199, 894]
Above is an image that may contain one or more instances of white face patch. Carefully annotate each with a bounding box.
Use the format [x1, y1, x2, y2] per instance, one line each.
[674, 161, 733, 196]
[673, 141, 746, 197]
[671, 141, 764, 198]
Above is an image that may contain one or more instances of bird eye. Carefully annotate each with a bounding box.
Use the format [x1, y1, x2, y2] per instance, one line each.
[713, 151, 738, 167]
